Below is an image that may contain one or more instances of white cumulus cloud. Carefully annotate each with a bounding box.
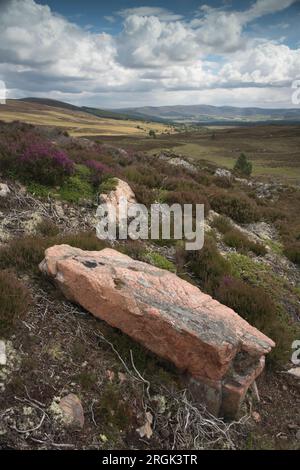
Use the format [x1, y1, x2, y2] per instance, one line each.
[0, 0, 299, 107]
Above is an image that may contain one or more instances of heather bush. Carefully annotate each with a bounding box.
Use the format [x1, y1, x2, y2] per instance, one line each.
[176, 236, 231, 295]
[85, 160, 112, 187]
[133, 185, 156, 206]
[209, 189, 259, 223]
[36, 218, 60, 237]
[223, 228, 267, 256]
[119, 240, 146, 260]
[283, 241, 300, 265]
[213, 175, 233, 189]
[211, 215, 232, 234]
[215, 275, 293, 364]
[164, 190, 210, 216]
[0, 237, 47, 274]
[20, 142, 74, 186]
[163, 177, 200, 192]
[124, 165, 163, 188]
[216, 276, 270, 325]
[0, 270, 31, 337]
[0, 232, 107, 275]
[0, 125, 74, 186]
[122, 167, 143, 184]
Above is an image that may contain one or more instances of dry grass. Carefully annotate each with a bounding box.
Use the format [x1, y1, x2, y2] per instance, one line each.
[0, 100, 174, 137]
[0, 271, 32, 337]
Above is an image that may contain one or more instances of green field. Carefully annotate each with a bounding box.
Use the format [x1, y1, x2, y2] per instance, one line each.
[166, 142, 300, 180]
[98, 124, 300, 183]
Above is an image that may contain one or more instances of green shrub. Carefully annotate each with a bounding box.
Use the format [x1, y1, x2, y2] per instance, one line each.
[0, 271, 31, 337]
[36, 218, 60, 237]
[283, 241, 300, 265]
[216, 276, 274, 327]
[59, 232, 108, 252]
[209, 190, 259, 223]
[149, 130, 156, 138]
[75, 371, 98, 391]
[215, 275, 294, 364]
[0, 237, 46, 274]
[211, 215, 232, 234]
[27, 183, 52, 198]
[144, 251, 176, 272]
[59, 164, 94, 203]
[99, 177, 118, 194]
[164, 177, 201, 192]
[177, 236, 231, 295]
[0, 232, 107, 275]
[234, 153, 252, 177]
[133, 185, 156, 206]
[164, 191, 210, 216]
[124, 165, 163, 189]
[26, 164, 96, 202]
[95, 382, 132, 433]
[213, 175, 233, 189]
[223, 228, 267, 256]
[119, 240, 146, 260]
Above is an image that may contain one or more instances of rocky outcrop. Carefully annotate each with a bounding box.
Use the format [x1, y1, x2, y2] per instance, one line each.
[40, 245, 275, 418]
[287, 367, 300, 379]
[0, 340, 6, 366]
[99, 178, 136, 223]
[214, 168, 232, 180]
[0, 183, 10, 197]
[158, 153, 197, 173]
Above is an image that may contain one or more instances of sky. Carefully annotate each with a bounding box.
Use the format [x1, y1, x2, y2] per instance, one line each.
[0, 0, 300, 108]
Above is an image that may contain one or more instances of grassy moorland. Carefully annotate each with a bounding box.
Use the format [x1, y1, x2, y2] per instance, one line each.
[0, 100, 175, 137]
[94, 125, 300, 183]
[0, 118, 300, 450]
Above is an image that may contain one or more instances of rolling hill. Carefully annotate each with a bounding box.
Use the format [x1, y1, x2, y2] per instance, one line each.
[19, 98, 168, 123]
[0, 99, 174, 137]
[115, 104, 300, 124]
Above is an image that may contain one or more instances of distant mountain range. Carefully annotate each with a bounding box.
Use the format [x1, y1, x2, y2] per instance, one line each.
[115, 104, 300, 124]
[19, 98, 300, 124]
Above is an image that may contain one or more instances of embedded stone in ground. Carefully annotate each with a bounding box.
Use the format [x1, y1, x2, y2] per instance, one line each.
[59, 393, 84, 428]
[40, 245, 275, 418]
[0, 183, 10, 198]
[0, 340, 7, 366]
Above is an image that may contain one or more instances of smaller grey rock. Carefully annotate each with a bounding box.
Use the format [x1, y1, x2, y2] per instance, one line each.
[215, 168, 232, 179]
[287, 424, 299, 431]
[158, 153, 196, 172]
[0, 184, 10, 198]
[54, 203, 65, 219]
[246, 222, 277, 241]
[235, 177, 251, 186]
[287, 367, 300, 379]
[0, 341, 6, 366]
[59, 393, 84, 428]
[296, 430, 300, 441]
